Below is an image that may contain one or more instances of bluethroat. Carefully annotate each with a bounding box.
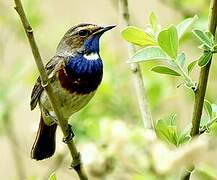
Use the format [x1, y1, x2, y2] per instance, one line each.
[30, 23, 115, 160]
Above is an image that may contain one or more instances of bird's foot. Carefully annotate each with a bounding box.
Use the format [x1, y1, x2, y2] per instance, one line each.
[63, 124, 74, 143]
[70, 152, 81, 170]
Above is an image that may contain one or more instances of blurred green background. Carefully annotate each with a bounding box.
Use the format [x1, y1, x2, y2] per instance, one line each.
[0, 0, 217, 179]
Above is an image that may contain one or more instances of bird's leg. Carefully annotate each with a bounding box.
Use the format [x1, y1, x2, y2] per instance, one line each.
[43, 108, 74, 143]
[63, 124, 75, 143]
[48, 58, 66, 79]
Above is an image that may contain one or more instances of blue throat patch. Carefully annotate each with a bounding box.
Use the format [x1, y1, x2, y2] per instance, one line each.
[59, 55, 103, 94]
[84, 33, 102, 53]
[66, 54, 103, 77]
[66, 33, 103, 75]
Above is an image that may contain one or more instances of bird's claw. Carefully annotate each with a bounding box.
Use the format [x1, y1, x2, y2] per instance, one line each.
[63, 124, 74, 143]
[70, 153, 81, 170]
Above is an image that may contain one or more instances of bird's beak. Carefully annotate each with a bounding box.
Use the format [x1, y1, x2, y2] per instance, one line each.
[94, 25, 116, 35]
[101, 25, 116, 32]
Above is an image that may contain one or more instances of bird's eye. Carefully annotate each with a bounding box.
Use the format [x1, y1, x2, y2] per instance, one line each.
[78, 30, 89, 37]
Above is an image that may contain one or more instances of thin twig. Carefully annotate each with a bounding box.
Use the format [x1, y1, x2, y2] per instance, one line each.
[13, 0, 88, 179]
[119, 0, 153, 129]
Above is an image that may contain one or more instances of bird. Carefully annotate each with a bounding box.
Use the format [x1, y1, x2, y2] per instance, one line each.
[30, 23, 115, 160]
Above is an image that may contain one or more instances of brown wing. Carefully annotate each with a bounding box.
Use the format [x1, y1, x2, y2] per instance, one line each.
[30, 56, 62, 110]
[30, 77, 43, 110]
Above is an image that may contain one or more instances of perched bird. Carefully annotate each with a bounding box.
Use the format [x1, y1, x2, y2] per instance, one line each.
[30, 23, 115, 160]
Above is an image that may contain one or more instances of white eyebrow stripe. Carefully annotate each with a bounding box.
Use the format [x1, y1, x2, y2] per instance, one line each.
[83, 53, 100, 60]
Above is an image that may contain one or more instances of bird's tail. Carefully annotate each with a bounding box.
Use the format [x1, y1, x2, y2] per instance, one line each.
[31, 115, 57, 160]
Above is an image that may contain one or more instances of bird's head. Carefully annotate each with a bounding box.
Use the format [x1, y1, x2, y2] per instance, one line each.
[56, 23, 115, 56]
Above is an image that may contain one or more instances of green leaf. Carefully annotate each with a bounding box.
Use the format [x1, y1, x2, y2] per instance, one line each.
[151, 66, 181, 76]
[193, 29, 212, 47]
[149, 12, 157, 30]
[146, 12, 161, 38]
[176, 15, 198, 39]
[200, 116, 210, 127]
[187, 60, 198, 74]
[158, 25, 178, 59]
[169, 113, 177, 126]
[121, 26, 156, 46]
[48, 172, 57, 180]
[213, 44, 217, 52]
[198, 51, 212, 67]
[155, 114, 188, 146]
[198, 44, 211, 51]
[210, 123, 217, 136]
[211, 104, 217, 113]
[155, 119, 178, 146]
[178, 133, 190, 145]
[177, 53, 186, 67]
[204, 99, 213, 120]
[205, 31, 215, 44]
[128, 46, 168, 63]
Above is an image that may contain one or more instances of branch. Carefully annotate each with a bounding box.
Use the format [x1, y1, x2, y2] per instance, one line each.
[13, 0, 88, 179]
[183, 1, 217, 179]
[119, 0, 153, 129]
[190, 0, 217, 137]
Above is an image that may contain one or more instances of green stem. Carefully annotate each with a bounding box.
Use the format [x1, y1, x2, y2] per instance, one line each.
[13, 0, 88, 179]
[176, 63, 195, 88]
[183, 1, 217, 179]
[190, 0, 217, 137]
